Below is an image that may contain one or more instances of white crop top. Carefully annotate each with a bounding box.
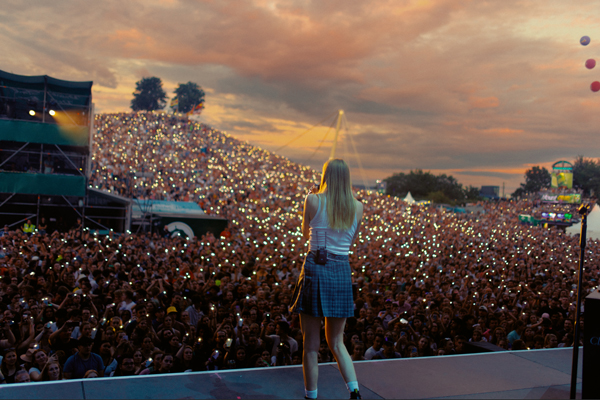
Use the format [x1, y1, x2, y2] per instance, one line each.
[308, 194, 358, 255]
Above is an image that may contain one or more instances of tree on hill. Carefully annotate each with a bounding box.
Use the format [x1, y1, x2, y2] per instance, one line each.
[131, 77, 167, 111]
[427, 190, 453, 205]
[173, 82, 205, 114]
[573, 156, 600, 197]
[384, 169, 473, 204]
[511, 166, 551, 197]
[464, 185, 482, 201]
[435, 173, 465, 201]
[385, 169, 437, 199]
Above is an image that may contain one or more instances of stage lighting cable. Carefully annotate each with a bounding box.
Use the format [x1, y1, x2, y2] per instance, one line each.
[303, 116, 337, 164]
[274, 110, 338, 153]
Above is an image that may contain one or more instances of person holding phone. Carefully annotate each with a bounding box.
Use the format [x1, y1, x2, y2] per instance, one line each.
[290, 159, 364, 400]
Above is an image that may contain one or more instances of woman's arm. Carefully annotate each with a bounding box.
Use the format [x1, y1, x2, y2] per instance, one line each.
[302, 194, 318, 240]
[29, 367, 42, 382]
[38, 363, 49, 381]
[259, 322, 268, 341]
[31, 354, 58, 382]
[406, 322, 419, 339]
[34, 329, 45, 344]
[175, 343, 185, 359]
[302, 186, 323, 239]
[0, 323, 16, 348]
[388, 316, 401, 327]
[57, 295, 70, 310]
[49, 321, 68, 343]
[17, 318, 36, 350]
[351, 200, 364, 244]
[149, 326, 160, 345]
[89, 300, 99, 318]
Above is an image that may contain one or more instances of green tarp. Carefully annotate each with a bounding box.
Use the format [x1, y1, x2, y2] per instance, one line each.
[0, 172, 85, 196]
[0, 120, 89, 146]
[0, 70, 92, 92]
[518, 214, 540, 226]
[0, 69, 92, 107]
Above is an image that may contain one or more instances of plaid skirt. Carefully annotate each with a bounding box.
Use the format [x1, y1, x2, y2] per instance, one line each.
[289, 251, 354, 318]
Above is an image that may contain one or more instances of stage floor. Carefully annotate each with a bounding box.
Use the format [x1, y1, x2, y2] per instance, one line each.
[2, 348, 582, 399]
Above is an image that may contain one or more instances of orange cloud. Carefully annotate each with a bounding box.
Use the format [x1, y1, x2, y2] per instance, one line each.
[481, 127, 523, 135]
[106, 29, 157, 55]
[469, 96, 500, 109]
[454, 167, 526, 175]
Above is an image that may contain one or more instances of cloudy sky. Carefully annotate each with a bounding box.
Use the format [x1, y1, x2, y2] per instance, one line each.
[2, 0, 599, 193]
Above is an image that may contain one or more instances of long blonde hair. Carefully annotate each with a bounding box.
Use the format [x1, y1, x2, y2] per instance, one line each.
[318, 159, 356, 230]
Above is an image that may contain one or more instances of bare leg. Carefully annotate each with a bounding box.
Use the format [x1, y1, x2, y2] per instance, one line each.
[325, 317, 357, 384]
[300, 313, 322, 391]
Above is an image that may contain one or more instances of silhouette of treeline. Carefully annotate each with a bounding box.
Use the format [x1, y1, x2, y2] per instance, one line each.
[384, 169, 480, 205]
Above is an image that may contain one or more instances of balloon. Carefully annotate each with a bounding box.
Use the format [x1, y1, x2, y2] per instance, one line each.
[592, 81, 600, 92]
[586, 59, 596, 69]
[581, 36, 591, 46]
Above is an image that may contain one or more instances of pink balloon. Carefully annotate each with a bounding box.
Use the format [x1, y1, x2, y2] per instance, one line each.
[592, 81, 600, 92]
[586, 59, 596, 69]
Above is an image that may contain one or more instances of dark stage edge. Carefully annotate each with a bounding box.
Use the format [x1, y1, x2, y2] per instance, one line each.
[1, 348, 582, 399]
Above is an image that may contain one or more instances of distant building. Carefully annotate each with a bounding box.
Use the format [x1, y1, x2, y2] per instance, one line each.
[480, 186, 500, 199]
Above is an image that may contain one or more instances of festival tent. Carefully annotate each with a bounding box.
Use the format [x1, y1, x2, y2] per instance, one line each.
[566, 204, 600, 240]
[404, 192, 415, 204]
[131, 199, 227, 238]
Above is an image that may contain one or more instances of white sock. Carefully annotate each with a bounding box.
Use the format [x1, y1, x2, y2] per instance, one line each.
[305, 388, 318, 399]
[346, 381, 359, 392]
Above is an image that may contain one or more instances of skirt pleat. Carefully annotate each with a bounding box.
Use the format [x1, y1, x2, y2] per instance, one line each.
[290, 252, 354, 318]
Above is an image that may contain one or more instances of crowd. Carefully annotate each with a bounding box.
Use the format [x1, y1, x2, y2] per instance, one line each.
[0, 111, 597, 384]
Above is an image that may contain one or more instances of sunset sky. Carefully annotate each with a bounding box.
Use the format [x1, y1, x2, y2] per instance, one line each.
[2, 0, 599, 193]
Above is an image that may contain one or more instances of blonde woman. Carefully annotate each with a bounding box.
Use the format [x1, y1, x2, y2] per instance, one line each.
[290, 159, 364, 400]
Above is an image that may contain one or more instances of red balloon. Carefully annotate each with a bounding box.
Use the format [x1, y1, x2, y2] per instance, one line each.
[592, 81, 600, 92]
[586, 59, 596, 69]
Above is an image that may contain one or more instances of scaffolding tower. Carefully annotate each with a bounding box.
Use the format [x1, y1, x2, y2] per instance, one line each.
[0, 69, 129, 233]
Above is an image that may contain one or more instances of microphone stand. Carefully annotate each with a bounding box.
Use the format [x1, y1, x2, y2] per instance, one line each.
[570, 203, 590, 399]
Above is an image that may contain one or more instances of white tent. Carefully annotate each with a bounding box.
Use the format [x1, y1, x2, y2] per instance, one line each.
[566, 205, 600, 240]
[403, 192, 415, 204]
